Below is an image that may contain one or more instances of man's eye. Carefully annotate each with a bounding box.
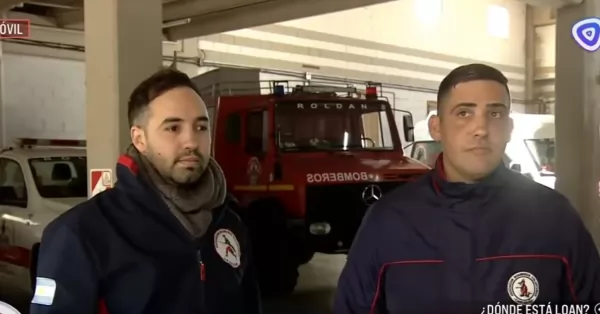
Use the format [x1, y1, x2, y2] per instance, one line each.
[198, 125, 209, 131]
[457, 111, 469, 117]
[491, 111, 502, 118]
[166, 125, 179, 132]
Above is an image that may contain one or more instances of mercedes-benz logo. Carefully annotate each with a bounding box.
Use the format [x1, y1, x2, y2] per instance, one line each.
[362, 184, 382, 205]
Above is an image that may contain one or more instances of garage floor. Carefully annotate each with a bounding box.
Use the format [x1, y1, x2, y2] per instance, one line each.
[0, 253, 346, 314]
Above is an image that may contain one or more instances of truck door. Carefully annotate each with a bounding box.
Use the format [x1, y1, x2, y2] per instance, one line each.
[243, 109, 271, 190]
[0, 157, 28, 277]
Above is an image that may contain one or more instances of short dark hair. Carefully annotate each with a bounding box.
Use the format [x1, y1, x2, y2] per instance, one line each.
[436, 63, 510, 113]
[128, 68, 200, 127]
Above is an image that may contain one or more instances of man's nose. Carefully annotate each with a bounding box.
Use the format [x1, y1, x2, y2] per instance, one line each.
[181, 127, 200, 151]
[472, 114, 489, 138]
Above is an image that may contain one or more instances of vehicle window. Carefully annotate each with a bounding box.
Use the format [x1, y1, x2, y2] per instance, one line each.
[411, 141, 442, 167]
[403, 143, 414, 156]
[245, 111, 266, 154]
[524, 138, 555, 173]
[0, 158, 27, 207]
[361, 111, 393, 149]
[226, 113, 242, 143]
[28, 157, 87, 198]
[275, 101, 394, 152]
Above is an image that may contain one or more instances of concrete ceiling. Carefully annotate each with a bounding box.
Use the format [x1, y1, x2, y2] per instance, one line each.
[0, 0, 396, 41]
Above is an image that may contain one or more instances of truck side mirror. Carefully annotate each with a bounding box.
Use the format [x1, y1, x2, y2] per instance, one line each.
[402, 115, 414, 142]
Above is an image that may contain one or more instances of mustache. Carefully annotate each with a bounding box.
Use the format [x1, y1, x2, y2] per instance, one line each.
[176, 150, 204, 161]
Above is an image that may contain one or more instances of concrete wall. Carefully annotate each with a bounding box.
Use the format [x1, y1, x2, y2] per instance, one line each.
[1, 0, 528, 142]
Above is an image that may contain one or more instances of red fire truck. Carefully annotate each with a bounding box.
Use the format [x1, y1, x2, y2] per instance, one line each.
[192, 68, 430, 296]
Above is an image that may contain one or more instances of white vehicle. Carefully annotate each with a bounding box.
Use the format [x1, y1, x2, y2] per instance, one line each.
[0, 138, 87, 292]
[404, 111, 556, 188]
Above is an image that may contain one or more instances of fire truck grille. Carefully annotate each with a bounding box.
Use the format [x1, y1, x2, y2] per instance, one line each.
[305, 182, 402, 253]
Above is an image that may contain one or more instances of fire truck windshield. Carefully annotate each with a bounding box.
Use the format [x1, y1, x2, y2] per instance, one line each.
[275, 101, 395, 152]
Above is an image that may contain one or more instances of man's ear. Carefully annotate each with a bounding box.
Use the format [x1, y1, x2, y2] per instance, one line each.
[428, 115, 442, 141]
[131, 126, 147, 153]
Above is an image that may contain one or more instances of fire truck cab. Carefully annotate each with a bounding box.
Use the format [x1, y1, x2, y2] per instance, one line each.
[192, 68, 430, 295]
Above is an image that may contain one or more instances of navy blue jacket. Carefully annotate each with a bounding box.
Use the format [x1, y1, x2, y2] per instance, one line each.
[30, 155, 261, 314]
[334, 156, 600, 314]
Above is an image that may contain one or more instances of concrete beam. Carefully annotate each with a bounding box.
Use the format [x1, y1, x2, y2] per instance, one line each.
[27, 24, 83, 45]
[8, 21, 199, 59]
[14, 9, 181, 41]
[22, 24, 175, 46]
[53, 0, 272, 28]
[165, 0, 395, 41]
[54, 9, 83, 27]
[6, 10, 57, 26]
[163, 0, 267, 21]
[514, 0, 582, 8]
[0, 0, 25, 11]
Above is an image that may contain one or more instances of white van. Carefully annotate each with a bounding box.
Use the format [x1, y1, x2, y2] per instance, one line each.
[404, 111, 556, 189]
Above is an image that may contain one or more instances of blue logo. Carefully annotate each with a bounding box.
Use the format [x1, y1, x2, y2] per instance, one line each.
[572, 17, 600, 52]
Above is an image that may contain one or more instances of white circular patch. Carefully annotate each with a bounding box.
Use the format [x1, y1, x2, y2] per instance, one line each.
[214, 229, 241, 268]
[0, 301, 21, 314]
[507, 271, 539, 304]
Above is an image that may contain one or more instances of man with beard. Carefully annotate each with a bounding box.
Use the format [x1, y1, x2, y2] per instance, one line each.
[30, 69, 261, 314]
[333, 64, 600, 313]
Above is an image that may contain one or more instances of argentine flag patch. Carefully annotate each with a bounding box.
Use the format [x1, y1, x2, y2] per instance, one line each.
[31, 277, 56, 306]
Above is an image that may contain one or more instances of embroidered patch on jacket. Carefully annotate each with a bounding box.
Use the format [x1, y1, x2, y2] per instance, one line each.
[0, 301, 21, 314]
[507, 271, 539, 304]
[214, 229, 241, 268]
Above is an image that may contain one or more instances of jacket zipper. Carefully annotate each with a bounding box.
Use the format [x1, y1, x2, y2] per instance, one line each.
[197, 249, 206, 310]
[198, 250, 206, 281]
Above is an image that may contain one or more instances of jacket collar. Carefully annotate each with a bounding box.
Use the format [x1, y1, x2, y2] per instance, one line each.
[431, 153, 508, 198]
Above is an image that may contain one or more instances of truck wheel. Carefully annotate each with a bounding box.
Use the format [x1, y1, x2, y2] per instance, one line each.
[29, 242, 40, 290]
[245, 199, 299, 297]
[287, 223, 313, 265]
[298, 250, 315, 265]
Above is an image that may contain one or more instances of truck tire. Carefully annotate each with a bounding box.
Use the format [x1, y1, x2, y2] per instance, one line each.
[298, 251, 315, 265]
[29, 242, 40, 290]
[245, 199, 299, 297]
[287, 222, 314, 265]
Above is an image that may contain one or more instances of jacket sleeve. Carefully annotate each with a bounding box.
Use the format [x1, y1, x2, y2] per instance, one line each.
[242, 226, 262, 314]
[30, 221, 100, 314]
[241, 239, 262, 314]
[564, 202, 600, 304]
[333, 206, 383, 314]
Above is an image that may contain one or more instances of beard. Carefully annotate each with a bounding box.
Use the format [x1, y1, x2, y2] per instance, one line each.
[146, 147, 208, 186]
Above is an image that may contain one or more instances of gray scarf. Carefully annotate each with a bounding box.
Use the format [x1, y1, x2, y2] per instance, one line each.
[127, 146, 227, 238]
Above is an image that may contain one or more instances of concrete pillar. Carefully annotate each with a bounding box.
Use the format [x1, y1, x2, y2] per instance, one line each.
[524, 5, 537, 114]
[0, 32, 4, 147]
[555, 1, 600, 246]
[84, 0, 163, 195]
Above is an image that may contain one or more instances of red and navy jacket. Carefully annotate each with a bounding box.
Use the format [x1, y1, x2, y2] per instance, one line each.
[30, 155, 261, 314]
[333, 154, 600, 314]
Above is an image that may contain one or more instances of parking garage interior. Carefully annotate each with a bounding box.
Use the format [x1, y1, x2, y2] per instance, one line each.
[0, 0, 599, 312]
